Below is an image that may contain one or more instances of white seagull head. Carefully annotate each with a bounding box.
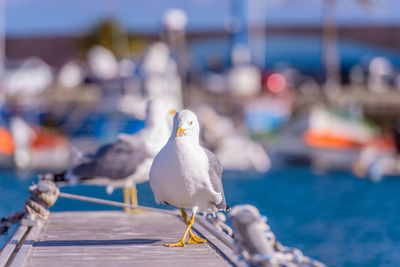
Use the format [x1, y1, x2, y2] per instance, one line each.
[145, 99, 176, 127]
[172, 110, 200, 140]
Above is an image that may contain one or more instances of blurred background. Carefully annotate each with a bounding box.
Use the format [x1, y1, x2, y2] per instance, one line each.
[1, 0, 400, 266]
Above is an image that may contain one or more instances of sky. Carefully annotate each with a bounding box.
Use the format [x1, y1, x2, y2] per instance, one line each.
[4, 0, 400, 36]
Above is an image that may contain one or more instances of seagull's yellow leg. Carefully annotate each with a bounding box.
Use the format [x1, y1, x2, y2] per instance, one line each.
[180, 208, 207, 245]
[165, 212, 196, 247]
[123, 188, 132, 213]
[130, 186, 145, 213]
[130, 186, 138, 206]
[188, 230, 208, 244]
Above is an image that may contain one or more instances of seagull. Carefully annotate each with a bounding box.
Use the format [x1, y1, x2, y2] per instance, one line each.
[149, 110, 229, 247]
[42, 99, 175, 212]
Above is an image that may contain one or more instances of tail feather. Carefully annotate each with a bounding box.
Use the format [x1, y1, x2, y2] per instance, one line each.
[70, 147, 88, 165]
[39, 171, 68, 183]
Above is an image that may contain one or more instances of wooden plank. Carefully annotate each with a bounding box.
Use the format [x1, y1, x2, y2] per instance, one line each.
[10, 222, 43, 267]
[22, 211, 233, 267]
[0, 226, 29, 266]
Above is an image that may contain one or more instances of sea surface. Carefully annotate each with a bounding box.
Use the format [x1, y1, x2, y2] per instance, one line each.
[0, 167, 399, 266]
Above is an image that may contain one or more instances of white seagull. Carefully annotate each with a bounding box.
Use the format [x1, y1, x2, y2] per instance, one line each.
[150, 110, 228, 247]
[43, 99, 175, 212]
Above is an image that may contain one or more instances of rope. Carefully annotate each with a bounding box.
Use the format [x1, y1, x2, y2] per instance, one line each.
[228, 204, 326, 267]
[58, 192, 178, 216]
[0, 210, 25, 235]
[25, 180, 60, 220]
[0, 180, 60, 235]
[206, 213, 233, 237]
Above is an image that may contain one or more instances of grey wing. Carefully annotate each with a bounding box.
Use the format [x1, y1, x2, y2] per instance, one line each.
[72, 140, 148, 180]
[203, 148, 227, 210]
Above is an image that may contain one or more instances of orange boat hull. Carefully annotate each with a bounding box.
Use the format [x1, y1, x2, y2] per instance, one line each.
[0, 127, 14, 155]
[304, 130, 362, 149]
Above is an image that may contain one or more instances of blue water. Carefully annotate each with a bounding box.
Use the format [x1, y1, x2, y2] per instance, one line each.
[1, 167, 399, 267]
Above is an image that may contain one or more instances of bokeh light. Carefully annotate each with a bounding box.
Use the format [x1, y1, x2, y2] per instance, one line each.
[266, 73, 286, 93]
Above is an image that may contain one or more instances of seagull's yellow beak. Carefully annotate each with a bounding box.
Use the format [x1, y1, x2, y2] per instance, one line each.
[176, 126, 185, 137]
[169, 109, 177, 115]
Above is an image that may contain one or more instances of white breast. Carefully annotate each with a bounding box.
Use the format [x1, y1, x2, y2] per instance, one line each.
[149, 138, 217, 211]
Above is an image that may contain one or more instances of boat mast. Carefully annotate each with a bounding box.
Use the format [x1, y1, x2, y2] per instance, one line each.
[322, 0, 341, 100]
[0, 0, 4, 104]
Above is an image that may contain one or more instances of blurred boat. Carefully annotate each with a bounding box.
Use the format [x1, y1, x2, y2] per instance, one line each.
[353, 125, 400, 182]
[0, 117, 14, 168]
[304, 105, 378, 150]
[273, 105, 379, 172]
[9, 117, 70, 171]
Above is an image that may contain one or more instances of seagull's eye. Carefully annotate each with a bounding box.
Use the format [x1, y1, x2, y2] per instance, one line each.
[189, 121, 193, 126]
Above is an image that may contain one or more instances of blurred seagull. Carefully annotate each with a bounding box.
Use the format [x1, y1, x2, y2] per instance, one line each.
[150, 110, 229, 247]
[42, 100, 175, 212]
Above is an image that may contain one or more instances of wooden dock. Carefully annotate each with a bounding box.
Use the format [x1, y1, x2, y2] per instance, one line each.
[0, 211, 241, 267]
